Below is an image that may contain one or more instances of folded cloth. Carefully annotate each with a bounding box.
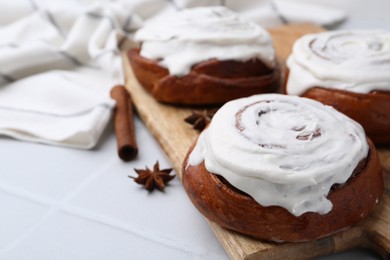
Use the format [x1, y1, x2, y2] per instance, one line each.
[0, 0, 346, 149]
[0, 0, 142, 149]
[0, 71, 116, 148]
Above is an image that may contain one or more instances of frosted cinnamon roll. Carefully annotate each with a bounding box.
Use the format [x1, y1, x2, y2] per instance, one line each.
[128, 6, 279, 105]
[182, 94, 383, 242]
[284, 30, 390, 144]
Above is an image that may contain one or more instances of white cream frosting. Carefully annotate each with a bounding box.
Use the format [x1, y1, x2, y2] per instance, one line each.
[286, 30, 390, 95]
[188, 94, 368, 216]
[134, 6, 276, 76]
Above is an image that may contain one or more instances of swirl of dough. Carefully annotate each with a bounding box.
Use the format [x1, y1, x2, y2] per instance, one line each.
[286, 30, 390, 95]
[135, 6, 275, 76]
[188, 94, 368, 216]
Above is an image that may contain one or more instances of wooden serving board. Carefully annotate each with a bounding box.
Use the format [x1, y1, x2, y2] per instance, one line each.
[122, 24, 390, 259]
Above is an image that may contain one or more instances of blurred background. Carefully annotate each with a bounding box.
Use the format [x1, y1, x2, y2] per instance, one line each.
[293, 0, 390, 29]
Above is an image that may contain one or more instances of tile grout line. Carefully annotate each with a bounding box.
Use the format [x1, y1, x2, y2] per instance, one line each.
[58, 205, 217, 259]
[0, 183, 59, 208]
[0, 157, 117, 256]
[0, 162, 218, 258]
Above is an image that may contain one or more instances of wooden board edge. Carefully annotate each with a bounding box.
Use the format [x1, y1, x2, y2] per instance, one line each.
[120, 23, 390, 259]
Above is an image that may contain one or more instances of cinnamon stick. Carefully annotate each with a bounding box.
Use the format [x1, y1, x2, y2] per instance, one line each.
[110, 85, 138, 161]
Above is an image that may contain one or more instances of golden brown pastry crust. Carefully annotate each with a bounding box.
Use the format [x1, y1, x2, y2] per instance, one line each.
[283, 70, 390, 145]
[182, 138, 383, 242]
[128, 49, 280, 105]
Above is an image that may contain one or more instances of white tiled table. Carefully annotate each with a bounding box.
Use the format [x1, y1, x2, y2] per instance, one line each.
[1, 1, 389, 259]
[0, 118, 227, 259]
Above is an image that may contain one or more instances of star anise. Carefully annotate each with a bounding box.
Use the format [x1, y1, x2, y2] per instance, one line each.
[129, 161, 175, 192]
[184, 109, 218, 131]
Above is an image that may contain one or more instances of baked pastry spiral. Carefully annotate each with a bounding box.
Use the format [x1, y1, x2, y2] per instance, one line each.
[129, 6, 279, 105]
[182, 94, 383, 242]
[284, 30, 390, 144]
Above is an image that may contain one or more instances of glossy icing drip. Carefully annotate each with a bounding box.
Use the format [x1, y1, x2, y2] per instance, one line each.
[135, 6, 276, 76]
[286, 30, 390, 95]
[188, 94, 368, 216]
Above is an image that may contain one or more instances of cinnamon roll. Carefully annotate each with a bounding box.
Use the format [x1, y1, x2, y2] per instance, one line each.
[128, 6, 279, 105]
[284, 30, 390, 144]
[182, 94, 383, 242]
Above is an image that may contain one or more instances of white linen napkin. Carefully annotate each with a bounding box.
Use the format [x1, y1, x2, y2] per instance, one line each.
[0, 0, 346, 149]
[0, 0, 142, 149]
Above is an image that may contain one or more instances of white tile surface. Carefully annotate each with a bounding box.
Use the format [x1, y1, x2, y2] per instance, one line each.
[0, 211, 216, 260]
[0, 190, 49, 248]
[0, 117, 228, 260]
[0, 125, 118, 201]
